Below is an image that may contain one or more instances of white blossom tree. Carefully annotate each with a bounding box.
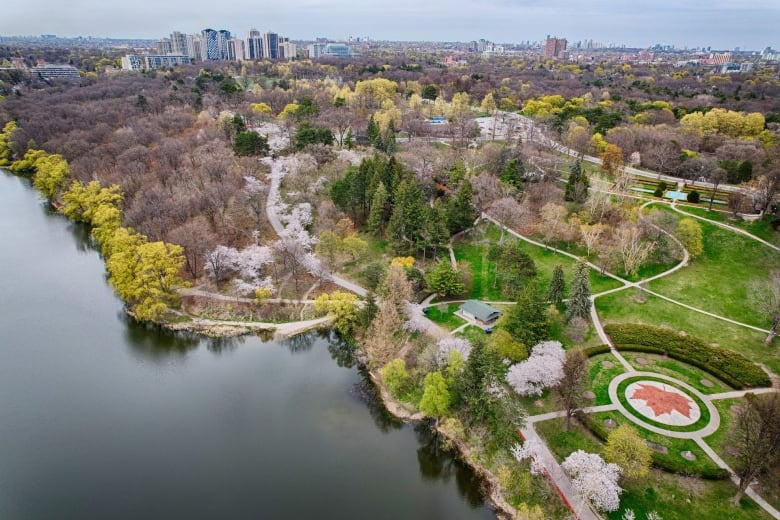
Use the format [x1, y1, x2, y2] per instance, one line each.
[511, 439, 545, 475]
[403, 302, 429, 333]
[205, 245, 240, 285]
[561, 450, 623, 513]
[506, 340, 565, 396]
[437, 337, 472, 364]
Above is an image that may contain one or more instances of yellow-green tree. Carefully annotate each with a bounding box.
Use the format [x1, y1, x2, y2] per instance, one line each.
[676, 218, 703, 258]
[314, 291, 360, 335]
[380, 358, 411, 398]
[419, 371, 451, 423]
[9, 148, 46, 174]
[603, 424, 651, 480]
[0, 120, 17, 165]
[107, 235, 188, 322]
[31, 153, 69, 200]
[91, 204, 123, 253]
[62, 180, 123, 224]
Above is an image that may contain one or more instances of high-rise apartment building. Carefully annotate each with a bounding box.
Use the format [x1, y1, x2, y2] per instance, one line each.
[246, 29, 263, 60]
[227, 38, 246, 61]
[262, 31, 279, 60]
[170, 31, 188, 55]
[156, 38, 172, 55]
[544, 37, 567, 59]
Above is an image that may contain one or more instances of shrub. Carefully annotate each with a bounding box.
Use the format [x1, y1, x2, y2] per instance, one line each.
[686, 189, 700, 203]
[604, 324, 770, 388]
[380, 358, 412, 398]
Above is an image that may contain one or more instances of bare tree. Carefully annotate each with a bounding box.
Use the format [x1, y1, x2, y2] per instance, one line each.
[556, 349, 589, 431]
[751, 271, 780, 345]
[708, 167, 727, 211]
[489, 197, 523, 243]
[731, 392, 780, 503]
[615, 223, 655, 277]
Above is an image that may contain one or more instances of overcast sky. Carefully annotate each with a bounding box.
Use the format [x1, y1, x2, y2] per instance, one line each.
[1, 0, 777, 50]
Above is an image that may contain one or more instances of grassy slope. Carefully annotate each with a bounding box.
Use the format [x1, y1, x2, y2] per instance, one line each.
[646, 209, 780, 329]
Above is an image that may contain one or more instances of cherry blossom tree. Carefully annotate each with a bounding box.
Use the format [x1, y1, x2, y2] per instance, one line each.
[561, 450, 623, 513]
[437, 337, 472, 364]
[403, 302, 429, 334]
[506, 340, 565, 396]
[511, 439, 545, 475]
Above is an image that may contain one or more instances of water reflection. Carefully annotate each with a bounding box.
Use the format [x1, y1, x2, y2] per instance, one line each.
[122, 314, 200, 360]
[280, 331, 317, 354]
[415, 425, 486, 507]
[206, 335, 242, 354]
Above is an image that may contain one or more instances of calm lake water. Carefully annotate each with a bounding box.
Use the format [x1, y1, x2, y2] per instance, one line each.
[0, 172, 495, 520]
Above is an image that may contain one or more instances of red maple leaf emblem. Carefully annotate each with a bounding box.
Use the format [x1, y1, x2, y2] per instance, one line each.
[629, 383, 693, 419]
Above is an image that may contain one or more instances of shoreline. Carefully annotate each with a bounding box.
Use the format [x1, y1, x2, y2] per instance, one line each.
[368, 371, 518, 520]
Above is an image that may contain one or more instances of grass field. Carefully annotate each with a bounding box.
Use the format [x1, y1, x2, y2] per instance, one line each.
[620, 352, 733, 394]
[672, 205, 780, 246]
[644, 208, 780, 329]
[595, 290, 777, 375]
[425, 303, 467, 330]
[589, 353, 627, 405]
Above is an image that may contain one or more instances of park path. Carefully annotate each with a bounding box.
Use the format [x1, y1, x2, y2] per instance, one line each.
[263, 155, 368, 297]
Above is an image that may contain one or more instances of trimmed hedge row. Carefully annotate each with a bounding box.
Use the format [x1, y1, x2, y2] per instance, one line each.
[604, 324, 770, 389]
[582, 344, 611, 357]
[574, 411, 730, 480]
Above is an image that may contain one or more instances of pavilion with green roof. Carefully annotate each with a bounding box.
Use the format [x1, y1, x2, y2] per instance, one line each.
[459, 300, 502, 327]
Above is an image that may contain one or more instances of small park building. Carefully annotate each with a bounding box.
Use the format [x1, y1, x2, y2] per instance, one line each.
[460, 300, 502, 327]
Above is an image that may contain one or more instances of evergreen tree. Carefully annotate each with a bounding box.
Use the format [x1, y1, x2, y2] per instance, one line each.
[500, 157, 525, 190]
[367, 181, 389, 235]
[547, 264, 566, 306]
[366, 115, 380, 146]
[387, 178, 427, 255]
[446, 179, 476, 234]
[567, 260, 591, 320]
[425, 261, 466, 297]
[424, 202, 451, 260]
[456, 337, 502, 424]
[343, 129, 354, 150]
[499, 285, 549, 347]
[564, 160, 589, 202]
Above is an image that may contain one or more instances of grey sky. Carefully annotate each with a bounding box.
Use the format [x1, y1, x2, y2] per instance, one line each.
[1, 0, 777, 50]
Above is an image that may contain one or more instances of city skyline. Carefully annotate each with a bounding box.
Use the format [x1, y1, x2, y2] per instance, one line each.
[1, 0, 778, 51]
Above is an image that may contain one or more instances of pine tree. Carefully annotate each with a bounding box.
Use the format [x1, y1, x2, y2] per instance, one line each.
[366, 115, 380, 146]
[547, 264, 565, 306]
[499, 285, 549, 347]
[565, 160, 589, 202]
[446, 179, 476, 234]
[367, 181, 389, 235]
[387, 178, 427, 255]
[567, 260, 591, 320]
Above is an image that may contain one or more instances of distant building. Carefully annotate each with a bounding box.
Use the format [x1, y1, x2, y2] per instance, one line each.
[121, 54, 192, 71]
[170, 31, 188, 55]
[262, 32, 279, 60]
[544, 37, 567, 59]
[31, 64, 80, 80]
[308, 42, 326, 59]
[246, 29, 263, 60]
[279, 40, 297, 60]
[322, 43, 353, 57]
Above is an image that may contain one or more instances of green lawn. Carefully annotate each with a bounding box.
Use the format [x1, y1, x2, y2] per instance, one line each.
[645, 207, 780, 329]
[595, 290, 778, 375]
[589, 353, 627, 405]
[424, 303, 467, 331]
[673, 205, 780, 246]
[620, 352, 733, 394]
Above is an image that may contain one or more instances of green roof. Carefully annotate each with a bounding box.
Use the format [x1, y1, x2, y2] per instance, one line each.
[460, 300, 502, 322]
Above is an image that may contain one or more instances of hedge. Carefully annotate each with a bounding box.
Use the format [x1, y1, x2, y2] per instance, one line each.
[574, 411, 730, 480]
[582, 344, 611, 357]
[604, 324, 770, 389]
